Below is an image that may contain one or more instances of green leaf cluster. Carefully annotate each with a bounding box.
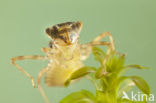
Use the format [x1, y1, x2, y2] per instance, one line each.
[60, 47, 150, 103]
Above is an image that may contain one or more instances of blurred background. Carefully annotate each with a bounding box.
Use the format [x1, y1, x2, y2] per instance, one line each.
[0, 0, 155, 103]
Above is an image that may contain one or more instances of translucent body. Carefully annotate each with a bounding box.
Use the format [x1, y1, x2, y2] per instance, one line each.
[44, 43, 89, 86]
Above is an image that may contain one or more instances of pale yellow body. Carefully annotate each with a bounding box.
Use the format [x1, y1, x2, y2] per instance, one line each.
[44, 43, 88, 86]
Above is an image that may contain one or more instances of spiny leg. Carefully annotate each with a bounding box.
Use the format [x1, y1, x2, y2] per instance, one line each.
[11, 55, 47, 88]
[80, 41, 111, 61]
[37, 67, 49, 103]
[42, 48, 52, 53]
[92, 32, 123, 56]
[90, 32, 116, 74]
[92, 32, 115, 51]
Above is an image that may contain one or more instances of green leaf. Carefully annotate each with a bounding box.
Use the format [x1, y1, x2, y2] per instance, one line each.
[105, 54, 125, 73]
[130, 76, 150, 95]
[117, 76, 135, 98]
[70, 66, 96, 80]
[65, 66, 96, 86]
[92, 47, 105, 64]
[100, 77, 108, 91]
[124, 65, 150, 70]
[96, 90, 107, 102]
[59, 90, 96, 103]
[96, 90, 116, 103]
[95, 67, 103, 79]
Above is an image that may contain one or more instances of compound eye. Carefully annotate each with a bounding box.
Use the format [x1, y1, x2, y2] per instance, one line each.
[70, 33, 78, 43]
[45, 28, 51, 34]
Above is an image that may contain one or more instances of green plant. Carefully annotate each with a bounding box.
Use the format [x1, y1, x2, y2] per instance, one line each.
[59, 47, 150, 103]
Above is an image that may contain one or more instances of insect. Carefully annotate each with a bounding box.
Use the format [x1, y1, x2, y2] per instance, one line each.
[11, 21, 115, 103]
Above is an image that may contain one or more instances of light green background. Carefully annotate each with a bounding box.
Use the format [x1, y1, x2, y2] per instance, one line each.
[0, 0, 155, 103]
